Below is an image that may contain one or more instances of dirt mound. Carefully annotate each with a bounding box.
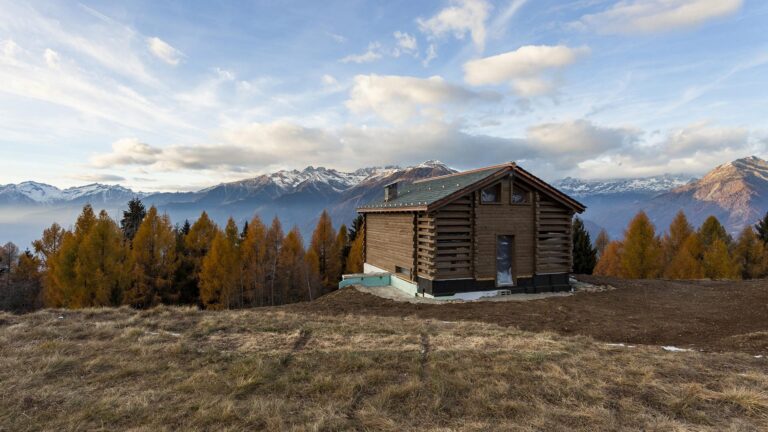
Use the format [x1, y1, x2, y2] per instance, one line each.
[290, 276, 768, 355]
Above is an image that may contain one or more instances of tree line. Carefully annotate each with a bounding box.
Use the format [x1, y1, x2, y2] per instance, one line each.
[572, 210, 768, 280]
[0, 198, 365, 312]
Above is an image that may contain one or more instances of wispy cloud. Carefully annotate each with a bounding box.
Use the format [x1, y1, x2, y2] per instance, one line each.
[418, 0, 491, 51]
[575, 0, 743, 34]
[147, 37, 184, 66]
[340, 42, 383, 64]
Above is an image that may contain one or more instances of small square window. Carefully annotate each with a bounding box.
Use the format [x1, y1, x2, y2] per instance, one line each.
[481, 184, 501, 203]
[395, 265, 410, 276]
[511, 187, 530, 204]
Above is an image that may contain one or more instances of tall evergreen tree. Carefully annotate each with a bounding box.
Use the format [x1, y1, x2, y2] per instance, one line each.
[348, 215, 364, 241]
[755, 211, 768, 245]
[121, 198, 147, 242]
[572, 217, 597, 274]
[621, 211, 661, 279]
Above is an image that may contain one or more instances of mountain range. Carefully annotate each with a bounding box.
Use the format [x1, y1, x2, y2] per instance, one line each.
[2, 157, 768, 248]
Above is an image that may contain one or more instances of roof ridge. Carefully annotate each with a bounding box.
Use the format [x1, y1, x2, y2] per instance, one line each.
[412, 162, 514, 184]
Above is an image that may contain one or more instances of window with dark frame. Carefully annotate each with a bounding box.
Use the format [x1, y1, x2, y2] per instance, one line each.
[510, 184, 530, 204]
[395, 265, 410, 277]
[480, 183, 501, 204]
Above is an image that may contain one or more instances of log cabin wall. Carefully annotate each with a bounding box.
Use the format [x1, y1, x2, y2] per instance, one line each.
[416, 212, 436, 279]
[535, 194, 574, 274]
[471, 175, 536, 283]
[365, 212, 417, 281]
[431, 195, 473, 280]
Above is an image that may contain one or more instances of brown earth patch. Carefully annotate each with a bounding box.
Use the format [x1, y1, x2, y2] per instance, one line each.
[288, 276, 768, 355]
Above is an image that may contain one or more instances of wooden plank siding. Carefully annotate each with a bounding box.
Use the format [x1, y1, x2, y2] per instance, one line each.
[471, 176, 536, 282]
[431, 196, 473, 279]
[365, 212, 417, 281]
[535, 196, 573, 274]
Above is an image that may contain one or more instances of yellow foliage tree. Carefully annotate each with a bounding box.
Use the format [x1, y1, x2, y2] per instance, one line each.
[127, 206, 178, 308]
[76, 210, 128, 306]
[277, 227, 313, 303]
[664, 233, 704, 279]
[264, 217, 284, 306]
[620, 211, 662, 279]
[701, 238, 739, 279]
[593, 241, 623, 277]
[240, 215, 267, 306]
[733, 226, 768, 279]
[184, 211, 218, 291]
[199, 218, 241, 310]
[594, 229, 609, 259]
[345, 225, 365, 274]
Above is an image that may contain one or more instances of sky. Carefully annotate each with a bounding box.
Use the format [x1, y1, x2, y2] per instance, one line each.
[1, 0, 767, 192]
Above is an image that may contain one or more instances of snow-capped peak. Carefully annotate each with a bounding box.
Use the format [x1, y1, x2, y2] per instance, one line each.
[554, 174, 696, 197]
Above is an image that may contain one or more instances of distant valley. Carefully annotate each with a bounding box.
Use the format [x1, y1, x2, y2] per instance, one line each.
[3, 157, 768, 248]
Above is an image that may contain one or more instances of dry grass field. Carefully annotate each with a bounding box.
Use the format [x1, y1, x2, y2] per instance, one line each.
[1, 302, 767, 431]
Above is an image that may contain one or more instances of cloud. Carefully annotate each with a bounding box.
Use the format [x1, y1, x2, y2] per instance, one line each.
[664, 121, 748, 157]
[576, 0, 743, 35]
[422, 44, 438, 67]
[147, 36, 183, 65]
[346, 74, 500, 124]
[90, 138, 163, 168]
[43, 48, 59, 68]
[340, 42, 383, 64]
[417, 0, 491, 50]
[322, 74, 338, 86]
[526, 120, 639, 166]
[70, 173, 127, 182]
[1, 39, 20, 58]
[327, 32, 346, 43]
[393, 31, 418, 57]
[463, 45, 590, 96]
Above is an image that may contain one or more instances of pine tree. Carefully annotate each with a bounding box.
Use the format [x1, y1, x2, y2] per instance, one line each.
[733, 226, 768, 279]
[264, 217, 284, 306]
[120, 198, 147, 242]
[173, 220, 197, 304]
[755, 211, 768, 245]
[241, 216, 268, 306]
[594, 229, 609, 259]
[572, 217, 597, 274]
[665, 233, 704, 279]
[199, 218, 241, 310]
[348, 215, 364, 242]
[309, 210, 337, 291]
[345, 224, 365, 274]
[126, 207, 178, 308]
[698, 215, 731, 248]
[702, 238, 739, 279]
[593, 241, 623, 277]
[620, 211, 661, 279]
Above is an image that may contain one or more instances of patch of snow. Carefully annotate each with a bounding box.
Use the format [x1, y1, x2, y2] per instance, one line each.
[662, 346, 692, 352]
[554, 174, 695, 197]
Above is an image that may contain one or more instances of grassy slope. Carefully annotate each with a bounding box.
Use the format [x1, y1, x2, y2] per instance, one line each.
[1, 306, 767, 431]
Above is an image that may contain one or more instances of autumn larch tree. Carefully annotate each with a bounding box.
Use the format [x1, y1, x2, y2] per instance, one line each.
[733, 226, 768, 279]
[183, 211, 218, 304]
[572, 217, 597, 274]
[77, 210, 129, 306]
[345, 222, 365, 274]
[264, 217, 284, 306]
[331, 224, 348, 284]
[593, 241, 623, 277]
[698, 215, 731, 248]
[199, 218, 241, 310]
[662, 210, 694, 277]
[43, 205, 96, 307]
[309, 210, 338, 292]
[241, 215, 267, 306]
[594, 229, 609, 259]
[126, 206, 178, 308]
[120, 197, 147, 242]
[665, 233, 704, 280]
[620, 211, 662, 279]
[702, 238, 739, 279]
[277, 226, 313, 304]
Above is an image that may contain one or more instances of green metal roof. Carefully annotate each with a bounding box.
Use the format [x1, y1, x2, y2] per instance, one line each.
[358, 166, 505, 210]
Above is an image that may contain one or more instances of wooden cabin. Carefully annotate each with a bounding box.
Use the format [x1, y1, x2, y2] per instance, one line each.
[357, 162, 586, 297]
